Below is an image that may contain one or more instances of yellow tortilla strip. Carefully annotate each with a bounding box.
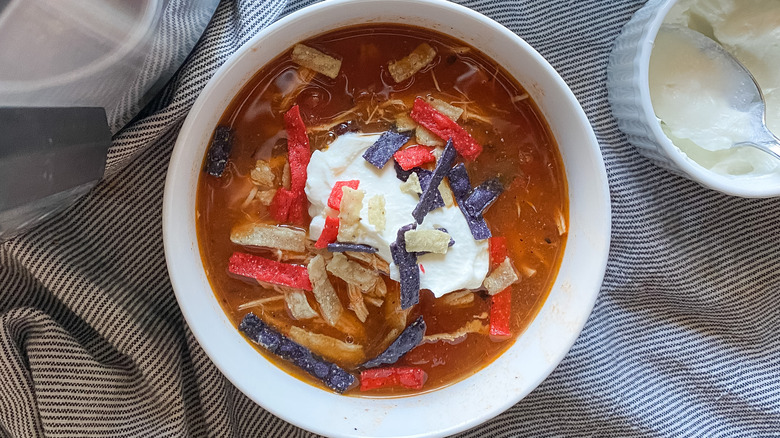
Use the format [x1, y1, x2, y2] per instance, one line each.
[368, 194, 386, 232]
[404, 229, 451, 254]
[337, 187, 364, 242]
[427, 96, 464, 120]
[388, 43, 436, 83]
[400, 172, 423, 196]
[483, 257, 520, 295]
[250, 160, 275, 188]
[291, 44, 342, 79]
[307, 254, 343, 326]
[287, 325, 365, 367]
[230, 223, 306, 253]
[284, 290, 319, 320]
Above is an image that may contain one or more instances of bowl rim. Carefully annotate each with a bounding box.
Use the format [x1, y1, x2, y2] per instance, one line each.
[634, 0, 780, 197]
[163, 0, 611, 436]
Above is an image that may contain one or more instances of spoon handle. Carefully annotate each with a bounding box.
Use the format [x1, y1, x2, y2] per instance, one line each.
[733, 126, 780, 161]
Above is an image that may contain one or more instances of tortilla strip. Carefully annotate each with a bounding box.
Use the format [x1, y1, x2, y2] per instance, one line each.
[230, 223, 306, 253]
[288, 325, 365, 367]
[307, 254, 343, 326]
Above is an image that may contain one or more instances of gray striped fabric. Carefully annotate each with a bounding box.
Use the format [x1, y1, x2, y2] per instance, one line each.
[1, 0, 778, 436]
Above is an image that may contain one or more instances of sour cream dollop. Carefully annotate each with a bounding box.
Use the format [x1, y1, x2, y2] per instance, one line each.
[305, 133, 489, 297]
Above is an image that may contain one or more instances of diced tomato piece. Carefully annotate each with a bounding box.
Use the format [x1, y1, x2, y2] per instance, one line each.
[489, 288, 512, 340]
[228, 252, 312, 291]
[327, 180, 360, 210]
[393, 145, 436, 171]
[315, 216, 340, 249]
[409, 98, 482, 160]
[489, 236, 508, 270]
[284, 105, 311, 193]
[360, 367, 427, 391]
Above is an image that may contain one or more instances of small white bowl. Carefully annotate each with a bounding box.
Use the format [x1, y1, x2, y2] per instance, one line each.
[607, 0, 780, 198]
[163, 0, 611, 436]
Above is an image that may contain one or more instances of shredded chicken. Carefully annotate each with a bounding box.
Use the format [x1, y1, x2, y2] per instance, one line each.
[423, 320, 487, 343]
[344, 251, 390, 275]
[236, 295, 284, 311]
[556, 208, 567, 235]
[438, 291, 474, 307]
[277, 67, 317, 112]
[347, 284, 369, 322]
[326, 253, 380, 291]
[363, 296, 384, 308]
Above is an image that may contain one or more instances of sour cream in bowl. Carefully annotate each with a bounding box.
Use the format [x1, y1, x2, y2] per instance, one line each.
[608, 0, 780, 197]
[163, 0, 610, 436]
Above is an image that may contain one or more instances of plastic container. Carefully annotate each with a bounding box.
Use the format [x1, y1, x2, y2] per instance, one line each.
[606, 0, 780, 198]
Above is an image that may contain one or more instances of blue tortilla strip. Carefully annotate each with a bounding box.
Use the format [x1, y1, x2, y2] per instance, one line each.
[463, 178, 504, 217]
[416, 169, 445, 211]
[458, 202, 491, 240]
[362, 316, 426, 368]
[447, 163, 472, 200]
[391, 223, 419, 309]
[205, 125, 233, 177]
[239, 313, 356, 393]
[327, 242, 378, 253]
[411, 139, 457, 224]
[394, 161, 415, 181]
[363, 130, 412, 169]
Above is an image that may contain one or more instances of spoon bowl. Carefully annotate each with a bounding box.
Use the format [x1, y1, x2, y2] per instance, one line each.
[668, 25, 780, 160]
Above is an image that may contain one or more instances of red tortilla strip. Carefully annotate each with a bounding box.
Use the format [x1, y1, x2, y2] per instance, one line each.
[284, 105, 311, 193]
[270, 188, 307, 225]
[489, 236, 508, 270]
[315, 216, 340, 248]
[327, 180, 360, 210]
[410, 98, 482, 161]
[489, 288, 511, 340]
[228, 252, 312, 291]
[393, 146, 436, 171]
[270, 105, 312, 225]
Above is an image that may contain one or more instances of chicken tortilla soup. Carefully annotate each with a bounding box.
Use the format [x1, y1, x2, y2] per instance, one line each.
[196, 23, 568, 396]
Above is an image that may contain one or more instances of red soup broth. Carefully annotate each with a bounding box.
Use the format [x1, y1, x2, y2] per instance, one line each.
[196, 23, 568, 396]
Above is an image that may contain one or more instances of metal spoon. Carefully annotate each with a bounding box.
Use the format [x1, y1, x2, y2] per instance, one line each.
[671, 26, 780, 160]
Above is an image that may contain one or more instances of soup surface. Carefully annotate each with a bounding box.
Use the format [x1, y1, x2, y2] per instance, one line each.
[196, 23, 567, 396]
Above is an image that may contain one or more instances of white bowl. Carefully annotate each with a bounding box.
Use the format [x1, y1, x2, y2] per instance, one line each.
[163, 0, 611, 436]
[607, 0, 780, 198]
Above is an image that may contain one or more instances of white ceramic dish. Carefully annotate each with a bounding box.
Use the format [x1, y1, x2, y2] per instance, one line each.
[163, 0, 611, 436]
[606, 0, 780, 198]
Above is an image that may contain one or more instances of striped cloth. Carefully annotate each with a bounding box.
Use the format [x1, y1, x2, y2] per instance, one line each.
[1, 0, 778, 436]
